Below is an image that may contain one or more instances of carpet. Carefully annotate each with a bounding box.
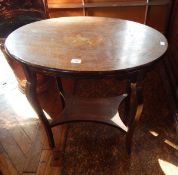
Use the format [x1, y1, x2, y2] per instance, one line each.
[61, 69, 178, 175]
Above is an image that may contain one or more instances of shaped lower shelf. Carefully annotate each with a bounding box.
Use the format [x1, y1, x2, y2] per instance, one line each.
[50, 94, 128, 132]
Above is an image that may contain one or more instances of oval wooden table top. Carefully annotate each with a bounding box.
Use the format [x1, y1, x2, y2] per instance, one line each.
[5, 16, 168, 76]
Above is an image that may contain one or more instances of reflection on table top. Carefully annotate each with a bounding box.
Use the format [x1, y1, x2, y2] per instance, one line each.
[5, 16, 168, 75]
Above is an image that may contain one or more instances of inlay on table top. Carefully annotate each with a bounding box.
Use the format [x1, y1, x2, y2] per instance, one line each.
[5, 16, 167, 76]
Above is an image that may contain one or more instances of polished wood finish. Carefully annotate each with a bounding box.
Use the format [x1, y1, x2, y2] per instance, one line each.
[50, 94, 128, 131]
[5, 17, 167, 76]
[5, 17, 168, 155]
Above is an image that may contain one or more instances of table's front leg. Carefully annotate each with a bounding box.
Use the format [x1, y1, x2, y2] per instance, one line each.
[126, 75, 144, 154]
[22, 64, 55, 148]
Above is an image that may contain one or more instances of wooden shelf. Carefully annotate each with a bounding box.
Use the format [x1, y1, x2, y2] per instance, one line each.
[48, 0, 171, 9]
[49, 2, 82, 9]
[50, 94, 128, 132]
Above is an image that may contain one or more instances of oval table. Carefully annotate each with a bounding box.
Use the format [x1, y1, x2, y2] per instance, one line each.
[5, 16, 168, 154]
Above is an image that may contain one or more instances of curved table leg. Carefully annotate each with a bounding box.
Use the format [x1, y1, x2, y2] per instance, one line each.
[22, 64, 55, 148]
[126, 78, 144, 154]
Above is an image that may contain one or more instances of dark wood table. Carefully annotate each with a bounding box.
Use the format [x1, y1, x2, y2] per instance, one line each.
[4, 16, 168, 154]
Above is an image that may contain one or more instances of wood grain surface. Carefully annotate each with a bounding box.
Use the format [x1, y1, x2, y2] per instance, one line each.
[5, 16, 167, 75]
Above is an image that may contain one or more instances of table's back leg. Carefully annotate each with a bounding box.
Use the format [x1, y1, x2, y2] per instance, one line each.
[126, 76, 144, 154]
[22, 64, 55, 148]
[123, 80, 131, 124]
[56, 77, 65, 109]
